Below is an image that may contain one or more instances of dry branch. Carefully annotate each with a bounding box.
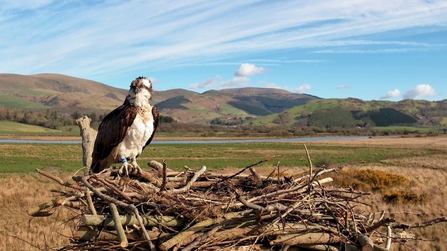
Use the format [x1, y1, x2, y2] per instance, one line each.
[170, 165, 206, 193]
[270, 232, 341, 246]
[82, 214, 183, 228]
[109, 202, 128, 248]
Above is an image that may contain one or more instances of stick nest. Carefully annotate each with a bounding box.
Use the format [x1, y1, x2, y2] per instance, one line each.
[29, 157, 441, 251]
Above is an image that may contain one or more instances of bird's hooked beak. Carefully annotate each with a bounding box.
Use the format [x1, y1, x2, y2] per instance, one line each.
[132, 86, 141, 93]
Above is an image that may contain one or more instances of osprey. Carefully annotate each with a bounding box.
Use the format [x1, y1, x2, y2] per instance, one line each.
[91, 76, 159, 175]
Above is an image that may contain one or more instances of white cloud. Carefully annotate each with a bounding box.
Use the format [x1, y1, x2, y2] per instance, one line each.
[189, 77, 219, 89]
[219, 76, 251, 89]
[234, 63, 266, 77]
[403, 84, 439, 99]
[295, 84, 311, 93]
[148, 77, 159, 84]
[190, 75, 250, 89]
[380, 89, 401, 99]
[337, 84, 350, 89]
[264, 83, 282, 89]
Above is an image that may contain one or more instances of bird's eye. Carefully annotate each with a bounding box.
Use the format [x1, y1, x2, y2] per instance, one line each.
[135, 87, 141, 93]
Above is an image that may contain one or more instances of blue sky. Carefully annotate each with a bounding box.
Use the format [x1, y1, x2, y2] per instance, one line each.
[1, 0, 447, 101]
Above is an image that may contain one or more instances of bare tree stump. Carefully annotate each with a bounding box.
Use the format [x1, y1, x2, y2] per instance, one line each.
[76, 116, 97, 175]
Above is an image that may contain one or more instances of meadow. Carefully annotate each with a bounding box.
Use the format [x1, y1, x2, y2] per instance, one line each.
[0, 140, 434, 173]
[1, 136, 447, 250]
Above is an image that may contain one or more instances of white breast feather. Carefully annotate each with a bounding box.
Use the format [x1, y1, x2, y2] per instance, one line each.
[116, 113, 154, 159]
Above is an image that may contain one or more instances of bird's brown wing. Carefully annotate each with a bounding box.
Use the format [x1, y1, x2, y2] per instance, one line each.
[91, 104, 138, 173]
[143, 105, 159, 149]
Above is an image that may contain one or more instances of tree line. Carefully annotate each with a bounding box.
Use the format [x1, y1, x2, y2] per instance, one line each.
[0, 107, 175, 130]
[1, 106, 445, 137]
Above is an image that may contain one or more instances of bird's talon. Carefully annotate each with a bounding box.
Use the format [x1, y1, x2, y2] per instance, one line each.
[118, 161, 132, 176]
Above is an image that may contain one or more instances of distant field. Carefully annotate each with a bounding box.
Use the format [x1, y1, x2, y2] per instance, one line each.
[0, 93, 50, 109]
[0, 121, 79, 136]
[373, 125, 441, 132]
[0, 121, 60, 134]
[0, 138, 439, 173]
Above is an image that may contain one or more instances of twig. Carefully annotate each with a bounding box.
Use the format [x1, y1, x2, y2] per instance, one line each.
[293, 168, 336, 183]
[266, 161, 280, 180]
[160, 159, 168, 191]
[94, 177, 133, 203]
[386, 223, 392, 250]
[129, 204, 157, 251]
[303, 144, 313, 181]
[219, 157, 273, 182]
[364, 218, 396, 232]
[84, 188, 97, 215]
[36, 168, 82, 190]
[235, 191, 265, 212]
[171, 166, 207, 193]
[228, 177, 333, 209]
[182, 225, 222, 251]
[248, 166, 263, 187]
[393, 217, 447, 229]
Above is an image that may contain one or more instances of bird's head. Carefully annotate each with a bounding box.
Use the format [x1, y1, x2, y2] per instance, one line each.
[126, 76, 153, 106]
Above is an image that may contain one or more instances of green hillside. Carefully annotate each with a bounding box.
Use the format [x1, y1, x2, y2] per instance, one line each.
[0, 93, 50, 110]
[0, 121, 60, 134]
[0, 74, 320, 125]
[1, 73, 447, 131]
[250, 98, 447, 128]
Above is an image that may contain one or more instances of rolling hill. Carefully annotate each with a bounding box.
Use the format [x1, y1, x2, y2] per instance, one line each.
[2, 73, 447, 128]
[0, 74, 320, 124]
[0, 73, 127, 113]
[250, 98, 447, 127]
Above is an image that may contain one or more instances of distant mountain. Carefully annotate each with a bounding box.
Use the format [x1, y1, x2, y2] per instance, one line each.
[0, 73, 127, 113]
[251, 98, 447, 127]
[0, 74, 320, 124]
[3, 74, 445, 127]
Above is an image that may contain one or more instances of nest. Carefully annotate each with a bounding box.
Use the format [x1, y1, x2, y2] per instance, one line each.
[29, 154, 445, 251]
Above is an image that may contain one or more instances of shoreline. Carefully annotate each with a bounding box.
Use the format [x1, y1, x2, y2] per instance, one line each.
[0, 134, 277, 142]
[1, 134, 446, 147]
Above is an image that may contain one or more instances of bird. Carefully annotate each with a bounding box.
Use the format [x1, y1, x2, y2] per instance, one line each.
[90, 76, 159, 175]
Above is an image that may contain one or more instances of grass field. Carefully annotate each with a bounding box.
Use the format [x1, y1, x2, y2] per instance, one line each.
[373, 125, 442, 133]
[1, 136, 447, 250]
[0, 93, 50, 109]
[0, 140, 436, 173]
[0, 121, 80, 137]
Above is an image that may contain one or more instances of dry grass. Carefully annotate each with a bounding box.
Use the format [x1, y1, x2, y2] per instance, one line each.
[0, 173, 75, 251]
[330, 152, 447, 250]
[2, 135, 447, 250]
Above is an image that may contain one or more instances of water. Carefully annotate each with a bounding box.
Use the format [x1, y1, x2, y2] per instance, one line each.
[0, 136, 372, 145]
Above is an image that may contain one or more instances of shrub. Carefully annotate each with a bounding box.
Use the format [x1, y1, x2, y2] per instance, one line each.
[333, 169, 410, 192]
[382, 190, 429, 204]
[267, 129, 290, 137]
[332, 169, 428, 205]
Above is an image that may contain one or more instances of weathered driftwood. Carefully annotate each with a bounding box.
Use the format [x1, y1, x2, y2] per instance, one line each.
[75, 116, 97, 175]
